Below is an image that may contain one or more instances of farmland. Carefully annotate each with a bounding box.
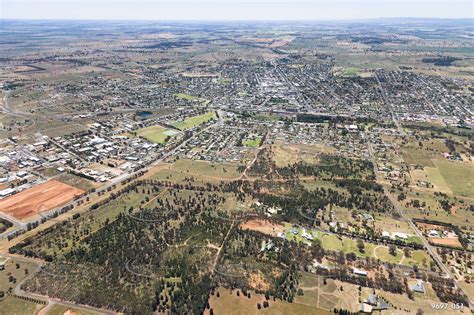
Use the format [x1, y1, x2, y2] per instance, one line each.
[0, 18, 472, 315]
[432, 159, 473, 197]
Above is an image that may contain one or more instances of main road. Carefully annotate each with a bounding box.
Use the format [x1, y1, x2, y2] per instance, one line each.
[366, 135, 473, 307]
[374, 71, 406, 137]
[0, 114, 225, 314]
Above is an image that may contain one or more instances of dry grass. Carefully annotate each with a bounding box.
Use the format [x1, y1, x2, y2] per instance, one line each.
[206, 287, 330, 315]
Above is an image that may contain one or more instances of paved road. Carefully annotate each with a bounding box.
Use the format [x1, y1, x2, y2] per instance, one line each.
[366, 136, 473, 307]
[0, 211, 25, 230]
[0, 117, 224, 313]
[2, 115, 222, 238]
[374, 72, 406, 136]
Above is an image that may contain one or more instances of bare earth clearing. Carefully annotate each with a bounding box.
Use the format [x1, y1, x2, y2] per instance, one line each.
[0, 180, 85, 219]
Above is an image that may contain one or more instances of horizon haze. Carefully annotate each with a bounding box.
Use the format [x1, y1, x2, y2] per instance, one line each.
[1, 0, 473, 20]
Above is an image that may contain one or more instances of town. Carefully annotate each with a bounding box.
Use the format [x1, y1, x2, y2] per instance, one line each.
[0, 19, 472, 315]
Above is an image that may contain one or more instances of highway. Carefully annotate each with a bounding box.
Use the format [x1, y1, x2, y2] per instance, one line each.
[366, 136, 473, 308]
[1, 112, 223, 238]
[368, 74, 470, 302]
[0, 116, 224, 314]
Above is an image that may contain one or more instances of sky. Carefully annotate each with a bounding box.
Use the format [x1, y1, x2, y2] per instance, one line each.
[1, 0, 473, 20]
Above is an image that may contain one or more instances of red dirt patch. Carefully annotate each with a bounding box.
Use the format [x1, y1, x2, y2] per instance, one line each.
[241, 219, 285, 237]
[429, 237, 462, 248]
[249, 272, 270, 291]
[450, 205, 458, 215]
[0, 180, 85, 219]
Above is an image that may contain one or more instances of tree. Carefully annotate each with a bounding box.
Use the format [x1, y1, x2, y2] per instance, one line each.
[403, 247, 411, 258]
[357, 239, 365, 253]
[389, 245, 397, 256]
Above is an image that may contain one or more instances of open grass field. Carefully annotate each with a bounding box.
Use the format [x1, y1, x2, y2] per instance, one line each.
[340, 67, 360, 77]
[319, 233, 378, 259]
[373, 215, 417, 235]
[206, 287, 330, 315]
[335, 67, 373, 78]
[56, 173, 99, 191]
[401, 190, 474, 229]
[149, 165, 244, 190]
[373, 246, 404, 264]
[0, 257, 43, 315]
[302, 232, 430, 267]
[400, 147, 435, 167]
[135, 125, 175, 144]
[174, 93, 199, 101]
[283, 226, 427, 265]
[432, 159, 473, 197]
[171, 111, 216, 130]
[38, 167, 62, 178]
[0, 296, 44, 315]
[458, 281, 474, 304]
[243, 137, 261, 148]
[0, 180, 85, 219]
[272, 143, 333, 168]
[170, 159, 241, 180]
[295, 273, 360, 312]
[40, 123, 88, 138]
[377, 289, 466, 315]
[0, 258, 38, 292]
[417, 166, 452, 194]
[150, 168, 192, 183]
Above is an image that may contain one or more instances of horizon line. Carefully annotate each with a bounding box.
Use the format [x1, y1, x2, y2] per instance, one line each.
[2, 17, 473, 22]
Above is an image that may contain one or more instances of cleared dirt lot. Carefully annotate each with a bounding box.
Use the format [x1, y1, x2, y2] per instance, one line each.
[0, 180, 85, 219]
[241, 219, 285, 237]
[430, 237, 463, 247]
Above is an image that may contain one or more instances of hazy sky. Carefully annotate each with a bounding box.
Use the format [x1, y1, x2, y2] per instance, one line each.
[1, 0, 473, 20]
